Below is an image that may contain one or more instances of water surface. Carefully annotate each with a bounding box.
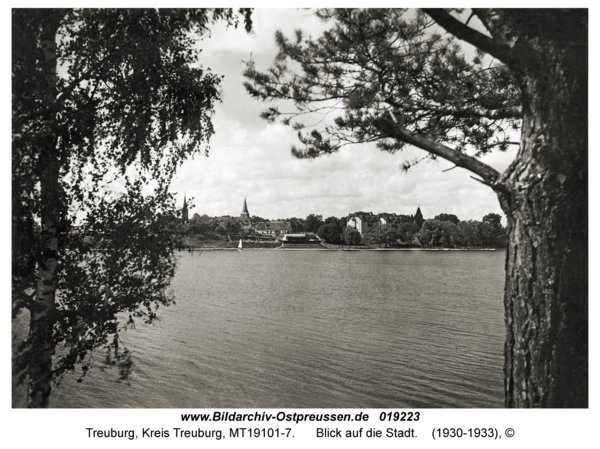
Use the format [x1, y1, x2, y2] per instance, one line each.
[48, 249, 506, 408]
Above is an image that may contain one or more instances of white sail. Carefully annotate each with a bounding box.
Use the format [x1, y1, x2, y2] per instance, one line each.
[238, 239, 243, 250]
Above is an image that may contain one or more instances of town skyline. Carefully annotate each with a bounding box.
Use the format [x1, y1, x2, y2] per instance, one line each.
[166, 9, 515, 225]
[184, 196, 494, 225]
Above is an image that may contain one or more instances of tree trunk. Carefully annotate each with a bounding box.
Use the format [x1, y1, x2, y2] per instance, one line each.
[497, 23, 588, 407]
[27, 13, 62, 408]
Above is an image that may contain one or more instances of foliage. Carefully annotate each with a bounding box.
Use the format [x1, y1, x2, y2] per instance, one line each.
[320, 216, 344, 243]
[243, 6, 588, 407]
[363, 229, 380, 246]
[417, 219, 444, 247]
[252, 215, 268, 224]
[456, 220, 482, 247]
[224, 219, 242, 235]
[362, 223, 394, 247]
[482, 212, 502, 228]
[434, 213, 460, 224]
[188, 220, 211, 235]
[244, 8, 521, 168]
[396, 222, 418, 245]
[287, 217, 305, 233]
[304, 214, 324, 233]
[59, 184, 180, 374]
[12, 8, 252, 405]
[342, 226, 362, 247]
[317, 223, 343, 244]
[417, 218, 505, 248]
[324, 216, 343, 230]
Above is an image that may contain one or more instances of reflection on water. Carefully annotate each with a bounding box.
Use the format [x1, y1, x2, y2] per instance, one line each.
[45, 249, 505, 408]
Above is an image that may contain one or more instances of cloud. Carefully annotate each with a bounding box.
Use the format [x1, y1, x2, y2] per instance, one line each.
[171, 9, 517, 224]
[198, 9, 330, 59]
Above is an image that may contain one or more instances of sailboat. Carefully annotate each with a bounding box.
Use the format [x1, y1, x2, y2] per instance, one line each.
[238, 239, 243, 251]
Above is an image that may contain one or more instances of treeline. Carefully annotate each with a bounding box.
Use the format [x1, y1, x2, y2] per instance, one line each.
[252, 214, 338, 234]
[187, 214, 243, 235]
[170, 211, 506, 249]
[316, 213, 506, 248]
[176, 213, 341, 235]
[416, 213, 506, 248]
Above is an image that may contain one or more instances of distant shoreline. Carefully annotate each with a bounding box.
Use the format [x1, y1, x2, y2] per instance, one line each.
[178, 247, 502, 252]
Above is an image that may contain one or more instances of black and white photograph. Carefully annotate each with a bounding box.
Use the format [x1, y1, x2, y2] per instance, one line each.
[9, 3, 594, 446]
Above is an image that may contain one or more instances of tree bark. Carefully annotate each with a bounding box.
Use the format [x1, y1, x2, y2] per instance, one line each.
[27, 12, 63, 408]
[422, 9, 588, 407]
[492, 12, 588, 407]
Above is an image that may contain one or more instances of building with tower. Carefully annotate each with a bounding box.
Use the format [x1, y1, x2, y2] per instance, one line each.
[346, 207, 424, 235]
[182, 194, 189, 223]
[239, 198, 252, 229]
[414, 206, 424, 230]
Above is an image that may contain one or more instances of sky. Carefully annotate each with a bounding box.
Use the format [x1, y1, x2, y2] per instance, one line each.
[168, 8, 518, 223]
[4, 1, 598, 432]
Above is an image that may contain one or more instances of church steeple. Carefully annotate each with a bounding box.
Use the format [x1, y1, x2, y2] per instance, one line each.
[240, 197, 252, 228]
[241, 197, 250, 217]
[182, 194, 189, 223]
[414, 205, 424, 229]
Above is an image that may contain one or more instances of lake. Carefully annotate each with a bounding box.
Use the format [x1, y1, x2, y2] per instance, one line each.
[41, 249, 506, 408]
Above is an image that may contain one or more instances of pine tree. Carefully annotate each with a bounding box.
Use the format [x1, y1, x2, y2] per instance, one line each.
[244, 8, 587, 407]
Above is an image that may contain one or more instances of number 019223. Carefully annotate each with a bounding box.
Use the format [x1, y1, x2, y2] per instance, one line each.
[379, 412, 420, 422]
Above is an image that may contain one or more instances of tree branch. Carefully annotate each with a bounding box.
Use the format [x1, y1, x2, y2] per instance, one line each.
[442, 165, 458, 172]
[55, 39, 121, 109]
[470, 175, 510, 194]
[421, 9, 514, 65]
[488, 140, 520, 149]
[378, 111, 506, 189]
[386, 97, 522, 120]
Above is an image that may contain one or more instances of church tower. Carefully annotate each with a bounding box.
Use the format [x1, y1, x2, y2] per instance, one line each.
[414, 206, 424, 230]
[240, 197, 252, 228]
[182, 194, 189, 223]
